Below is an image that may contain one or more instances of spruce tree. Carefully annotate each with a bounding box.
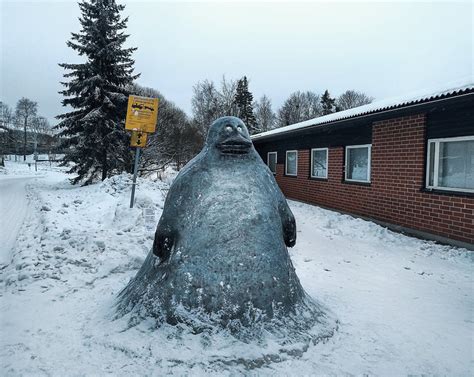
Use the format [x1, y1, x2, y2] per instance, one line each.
[57, 0, 139, 185]
[235, 76, 258, 134]
[320, 89, 336, 115]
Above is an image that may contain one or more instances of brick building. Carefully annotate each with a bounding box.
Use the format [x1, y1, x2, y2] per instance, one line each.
[252, 82, 474, 249]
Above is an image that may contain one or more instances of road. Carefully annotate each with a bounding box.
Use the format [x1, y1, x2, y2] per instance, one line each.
[0, 176, 33, 266]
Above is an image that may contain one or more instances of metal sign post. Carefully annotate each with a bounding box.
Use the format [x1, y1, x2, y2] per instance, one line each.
[34, 146, 38, 171]
[124, 94, 159, 209]
[130, 147, 141, 208]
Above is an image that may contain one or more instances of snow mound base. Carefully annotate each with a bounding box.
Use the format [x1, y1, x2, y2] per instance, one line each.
[115, 248, 338, 366]
[111, 298, 337, 370]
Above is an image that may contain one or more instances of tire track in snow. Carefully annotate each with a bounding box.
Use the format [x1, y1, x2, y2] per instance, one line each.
[0, 176, 35, 266]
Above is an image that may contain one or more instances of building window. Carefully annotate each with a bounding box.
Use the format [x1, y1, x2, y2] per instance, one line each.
[285, 150, 298, 176]
[426, 136, 474, 193]
[345, 144, 371, 183]
[311, 148, 328, 178]
[267, 152, 277, 174]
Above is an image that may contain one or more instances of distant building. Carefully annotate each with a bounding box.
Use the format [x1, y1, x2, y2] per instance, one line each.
[252, 81, 474, 249]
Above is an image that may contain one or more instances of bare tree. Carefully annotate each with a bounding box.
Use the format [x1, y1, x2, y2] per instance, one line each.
[30, 116, 51, 157]
[277, 91, 322, 127]
[218, 76, 239, 117]
[254, 95, 276, 132]
[15, 97, 38, 160]
[0, 103, 13, 166]
[0, 102, 14, 129]
[192, 76, 257, 136]
[1, 102, 24, 160]
[130, 84, 201, 172]
[30, 116, 50, 135]
[0, 128, 7, 166]
[336, 90, 374, 111]
[191, 80, 221, 138]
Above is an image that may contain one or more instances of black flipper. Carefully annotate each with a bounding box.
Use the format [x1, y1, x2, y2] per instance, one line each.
[152, 219, 177, 262]
[279, 201, 296, 247]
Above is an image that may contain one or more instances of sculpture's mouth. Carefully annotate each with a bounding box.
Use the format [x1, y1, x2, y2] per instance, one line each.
[217, 139, 252, 155]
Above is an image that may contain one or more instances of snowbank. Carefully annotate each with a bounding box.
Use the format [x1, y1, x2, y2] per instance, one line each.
[0, 163, 472, 375]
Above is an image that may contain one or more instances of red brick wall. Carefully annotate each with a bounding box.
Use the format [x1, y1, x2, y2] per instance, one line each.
[275, 114, 474, 245]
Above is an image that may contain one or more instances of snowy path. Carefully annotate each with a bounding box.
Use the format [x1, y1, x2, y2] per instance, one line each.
[0, 176, 34, 266]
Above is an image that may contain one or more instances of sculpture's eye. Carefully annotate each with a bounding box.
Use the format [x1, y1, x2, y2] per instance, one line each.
[237, 126, 243, 132]
[225, 125, 232, 133]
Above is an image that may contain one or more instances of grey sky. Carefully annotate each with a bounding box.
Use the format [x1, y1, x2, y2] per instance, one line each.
[1, 1, 472, 125]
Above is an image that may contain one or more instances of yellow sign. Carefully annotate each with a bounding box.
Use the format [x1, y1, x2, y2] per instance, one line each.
[125, 95, 159, 133]
[130, 131, 148, 147]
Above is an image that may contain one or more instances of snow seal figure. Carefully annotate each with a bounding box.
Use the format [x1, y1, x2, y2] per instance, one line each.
[116, 116, 336, 346]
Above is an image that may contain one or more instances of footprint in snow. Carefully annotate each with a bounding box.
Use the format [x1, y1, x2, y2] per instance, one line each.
[417, 271, 432, 276]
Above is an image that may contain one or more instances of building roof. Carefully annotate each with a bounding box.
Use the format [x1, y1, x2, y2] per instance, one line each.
[251, 78, 474, 141]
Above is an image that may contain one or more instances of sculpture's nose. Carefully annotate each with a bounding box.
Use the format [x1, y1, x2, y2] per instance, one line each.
[222, 132, 251, 146]
[217, 132, 252, 155]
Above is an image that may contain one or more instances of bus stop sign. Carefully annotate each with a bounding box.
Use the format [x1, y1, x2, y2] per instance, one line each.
[125, 95, 159, 133]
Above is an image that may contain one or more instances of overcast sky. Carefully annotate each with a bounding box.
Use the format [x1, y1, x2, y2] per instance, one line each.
[1, 0, 472, 125]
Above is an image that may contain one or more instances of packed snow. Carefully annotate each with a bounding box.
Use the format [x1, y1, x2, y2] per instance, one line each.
[0, 177, 34, 265]
[0, 158, 472, 376]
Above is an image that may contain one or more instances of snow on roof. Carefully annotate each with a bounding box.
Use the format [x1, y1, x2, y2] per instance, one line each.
[252, 78, 474, 141]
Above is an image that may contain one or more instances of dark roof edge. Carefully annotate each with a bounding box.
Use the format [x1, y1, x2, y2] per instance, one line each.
[252, 89, 474, 142]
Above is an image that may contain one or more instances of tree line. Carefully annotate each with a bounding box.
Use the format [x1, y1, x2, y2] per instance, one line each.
[191, 77, 373, 134]
[12, 0, 373, 184]
[0, 99, 57, 166]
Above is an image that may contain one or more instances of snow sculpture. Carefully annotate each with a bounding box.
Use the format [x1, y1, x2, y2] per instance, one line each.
[116, 116, 335, 343]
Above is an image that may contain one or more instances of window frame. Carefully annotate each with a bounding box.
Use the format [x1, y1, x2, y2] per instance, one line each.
[425, 135, 474, 193]
[344, 144, 372, 183]
[285, 150, 298, 176]
[310, 147, 329, 179]
[267, 151, 277, 175]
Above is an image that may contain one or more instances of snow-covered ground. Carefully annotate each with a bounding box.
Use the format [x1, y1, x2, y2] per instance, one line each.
[0, 177, 35, 265]
[0, 159, 472, 376]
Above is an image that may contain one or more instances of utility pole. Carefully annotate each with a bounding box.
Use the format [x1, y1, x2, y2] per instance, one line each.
[23, 117, 27, 161]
